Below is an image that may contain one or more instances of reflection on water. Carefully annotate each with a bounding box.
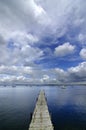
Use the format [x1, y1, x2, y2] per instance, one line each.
[0, 86, 86, 130]
[45, 86, 86, 130]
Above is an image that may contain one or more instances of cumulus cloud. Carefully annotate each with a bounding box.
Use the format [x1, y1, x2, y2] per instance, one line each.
[80, 48, 86, 60]
[54, 42, 75, 57]
[53, 62, 86, 82]
[68, 62, 86, 76]
[52, 62, 86, 83]
[67, 62, 86, 82]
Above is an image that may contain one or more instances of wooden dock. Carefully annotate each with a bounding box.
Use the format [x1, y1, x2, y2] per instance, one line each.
[28, 90, 54, 130]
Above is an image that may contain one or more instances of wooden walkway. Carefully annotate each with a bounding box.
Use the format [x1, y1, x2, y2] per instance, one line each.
[28, 90, 54, 130]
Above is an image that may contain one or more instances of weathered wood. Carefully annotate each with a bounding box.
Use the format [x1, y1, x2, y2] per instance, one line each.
[29, 90, 54, 130]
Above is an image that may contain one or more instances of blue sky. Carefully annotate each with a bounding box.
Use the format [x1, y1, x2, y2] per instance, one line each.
[0, 0, 86, 83]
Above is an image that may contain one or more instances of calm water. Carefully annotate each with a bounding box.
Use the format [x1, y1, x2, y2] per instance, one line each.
[0, 86, 86, 130]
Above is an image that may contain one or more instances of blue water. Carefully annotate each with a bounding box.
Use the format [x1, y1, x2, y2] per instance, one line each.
[0, 86, 86, 130]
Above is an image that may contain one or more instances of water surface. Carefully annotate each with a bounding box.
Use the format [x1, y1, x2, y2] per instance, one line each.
[0, 85, 86, 130]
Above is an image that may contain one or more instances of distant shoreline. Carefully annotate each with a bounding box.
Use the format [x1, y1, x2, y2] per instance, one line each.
[0, 83, 86, 86]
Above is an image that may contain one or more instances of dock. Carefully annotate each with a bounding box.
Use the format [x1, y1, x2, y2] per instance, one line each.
[28, 90, 54, 130]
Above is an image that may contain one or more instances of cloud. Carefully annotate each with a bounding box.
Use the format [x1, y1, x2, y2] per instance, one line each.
[54, 62, 86, 82]
[0, 35, 10, 65]
[80, 48, 86, 60]
[0, 65, 33, 75]
[0, 45, 43, 66]
[68, 62, 86, 82]
[21, 45, 44, 62]
[0, 0, 86, 44]
[11, 31, 39, 46]
[0, 0, 85, 40]
[0, 0, 86, 83]
[0, 75, 31, 84]
[68, 62, 86, 75]
[41, 75, 50, 82]
[78, 33, 86, 44]
[54, 42, 75, 57]
[0, 31, 43, 66]
[0, 0, 50, 39]
[54, 68, 67, 82]
[0, 62, 86, 83]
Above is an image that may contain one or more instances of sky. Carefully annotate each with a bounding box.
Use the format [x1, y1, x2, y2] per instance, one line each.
[0, 0, 86, 83]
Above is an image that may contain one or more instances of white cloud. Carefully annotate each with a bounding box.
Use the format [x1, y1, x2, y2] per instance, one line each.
[80, 48, 86, 60]
[54, 42, 75, 57]
[68, 62, 86, 75]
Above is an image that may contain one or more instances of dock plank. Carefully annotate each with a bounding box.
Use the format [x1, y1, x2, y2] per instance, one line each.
[29, 90, 54, 130]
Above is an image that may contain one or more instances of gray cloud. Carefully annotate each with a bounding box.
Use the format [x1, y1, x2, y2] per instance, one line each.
[54, 42, 75, 57]
[68, 62, 86, 82]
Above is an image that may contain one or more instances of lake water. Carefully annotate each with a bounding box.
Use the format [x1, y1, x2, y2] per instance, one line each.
[0, 85, 86, 130]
